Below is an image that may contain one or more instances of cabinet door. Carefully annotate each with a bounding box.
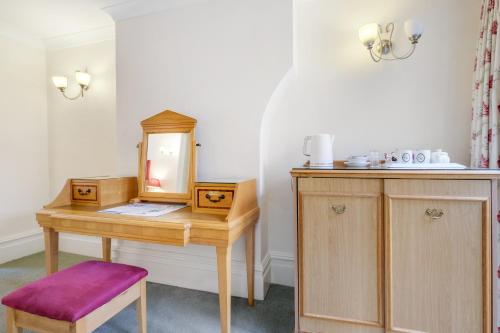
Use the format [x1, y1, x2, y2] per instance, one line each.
[298, 178, 384, 333]
[385, 179, 491, 333]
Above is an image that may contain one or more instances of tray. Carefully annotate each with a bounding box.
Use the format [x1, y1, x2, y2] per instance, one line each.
[385, 163, 466, 169]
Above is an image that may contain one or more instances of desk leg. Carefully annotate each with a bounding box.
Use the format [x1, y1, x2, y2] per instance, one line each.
[102, 237, 111, 262]
[246, 225, 255, 306]
[216, 246, 232, 333]
[43, 227, 59, 275]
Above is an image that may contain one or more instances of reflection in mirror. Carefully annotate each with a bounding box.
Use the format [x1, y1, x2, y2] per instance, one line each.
[145, 133, 191, 194]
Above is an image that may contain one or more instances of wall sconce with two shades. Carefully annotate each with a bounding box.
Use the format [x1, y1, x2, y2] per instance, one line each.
[359, 19, 424, 62]
[52, 70, 91, 100]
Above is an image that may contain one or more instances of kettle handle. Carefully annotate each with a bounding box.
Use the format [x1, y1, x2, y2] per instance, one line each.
[303, 136, 312, 157]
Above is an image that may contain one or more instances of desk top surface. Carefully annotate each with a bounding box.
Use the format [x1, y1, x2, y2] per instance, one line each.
[38, 203, 231, 229]
[37, 201, 259, 246]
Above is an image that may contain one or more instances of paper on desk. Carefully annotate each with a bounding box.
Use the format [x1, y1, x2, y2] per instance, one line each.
[99, 203, 186, 217]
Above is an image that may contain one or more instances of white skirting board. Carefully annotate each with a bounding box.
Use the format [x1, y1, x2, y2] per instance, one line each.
[59, 234, 273, 300]
[0, 231, 296, 295]
[0, 229, 44, 265]
[59, 233, 104, 258]
[269, 251, 295, 287]
[58, 234, 296, 299]
[112, 240, 272, 300]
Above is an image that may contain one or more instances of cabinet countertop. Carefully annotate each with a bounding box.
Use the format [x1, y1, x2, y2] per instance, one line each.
[291, 166, 500, 179]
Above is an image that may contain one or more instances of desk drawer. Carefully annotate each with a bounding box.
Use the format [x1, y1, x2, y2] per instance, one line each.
[72, 184, 98, 203]
[198, 189, 233, 208]
[193, 184, 235, 215]
[69, 177, 137, 206]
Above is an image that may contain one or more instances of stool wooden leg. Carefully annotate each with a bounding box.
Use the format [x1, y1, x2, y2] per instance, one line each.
[75, 320, 87, 333]
[6, 308, 22, 333]
[136, 278, 147, 333]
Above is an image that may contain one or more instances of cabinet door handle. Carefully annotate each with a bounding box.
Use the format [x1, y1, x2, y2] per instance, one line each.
[425, 208, 444, 220]
[332, 204, 346, 214]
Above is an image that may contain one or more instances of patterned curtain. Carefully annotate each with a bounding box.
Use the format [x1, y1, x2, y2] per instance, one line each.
[471, 1, 500, 332]
[471, 0, 500, 168]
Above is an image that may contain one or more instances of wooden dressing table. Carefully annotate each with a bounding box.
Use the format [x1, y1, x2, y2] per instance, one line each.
[36, 111, 259, 333]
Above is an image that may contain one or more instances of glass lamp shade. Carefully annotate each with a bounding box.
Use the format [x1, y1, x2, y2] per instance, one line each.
[52, 76, 68, 89]
[404, 19, 424, 39]
[359, 23, 380, 47]
[75, 71, 91, 87]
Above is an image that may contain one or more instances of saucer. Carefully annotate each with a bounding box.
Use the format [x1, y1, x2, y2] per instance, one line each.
[344, 161, 370, 167]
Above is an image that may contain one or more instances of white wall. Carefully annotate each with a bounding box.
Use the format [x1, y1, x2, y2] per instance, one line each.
[261, 0, 482, 285]
[47, 40, 117, 197]
[1, 0, 477, 293]
[0, 33, 48, 262]
[115, 0, 292, 297]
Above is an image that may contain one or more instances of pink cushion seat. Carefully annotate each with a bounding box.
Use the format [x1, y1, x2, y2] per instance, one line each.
[1, 260, 148, 322]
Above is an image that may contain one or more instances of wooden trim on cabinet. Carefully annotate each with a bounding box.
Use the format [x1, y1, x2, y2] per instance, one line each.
[491, 179, 498, 333]
[384, 194, 393, 332]
[387, 194, 490, 202]
[290, 168, 500, 180]
[293, 177, 300, 333]
[377, 193, 385, 328]
[298, 191, 305, 319]
[482, 199, 492, 333]
[300, 313, 382, 327]
[298, 191, 381, 198]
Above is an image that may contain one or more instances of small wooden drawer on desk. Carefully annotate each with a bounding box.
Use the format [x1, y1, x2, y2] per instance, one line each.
[193, 184, 235, 214]
[72, 184, 98, 203]
[70, 177, 137, 206]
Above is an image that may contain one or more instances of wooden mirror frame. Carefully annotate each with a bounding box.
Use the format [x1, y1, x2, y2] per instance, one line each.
[137, 110, 197, 204]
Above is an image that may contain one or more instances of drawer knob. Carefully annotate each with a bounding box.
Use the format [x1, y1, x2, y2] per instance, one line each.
[77, 188, 92, 196]
[332, 204, 346, 214]
[206, 193, 225, 203]
[425, 208, 444, 220]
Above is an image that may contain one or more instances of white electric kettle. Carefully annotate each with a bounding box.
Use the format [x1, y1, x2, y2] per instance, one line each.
[303, 134, 335, 168]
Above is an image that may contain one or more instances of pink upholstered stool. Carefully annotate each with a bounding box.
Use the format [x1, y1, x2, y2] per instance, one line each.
[1, 260, 148, 333]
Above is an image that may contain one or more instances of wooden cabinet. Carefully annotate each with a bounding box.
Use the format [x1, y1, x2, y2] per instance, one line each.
[293, 170, 495, 333]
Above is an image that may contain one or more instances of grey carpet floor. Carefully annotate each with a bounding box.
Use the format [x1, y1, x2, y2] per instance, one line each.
[0, 252, 294, 333]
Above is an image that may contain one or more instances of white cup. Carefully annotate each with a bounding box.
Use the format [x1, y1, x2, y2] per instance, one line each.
[431, 149, 450, 163]
[348, 155, 368, 163]
[398, 149, 413, 164]
[414, 149, 431, 164]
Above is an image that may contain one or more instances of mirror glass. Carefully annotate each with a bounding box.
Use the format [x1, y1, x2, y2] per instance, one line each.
[145, 133, 191, 194]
